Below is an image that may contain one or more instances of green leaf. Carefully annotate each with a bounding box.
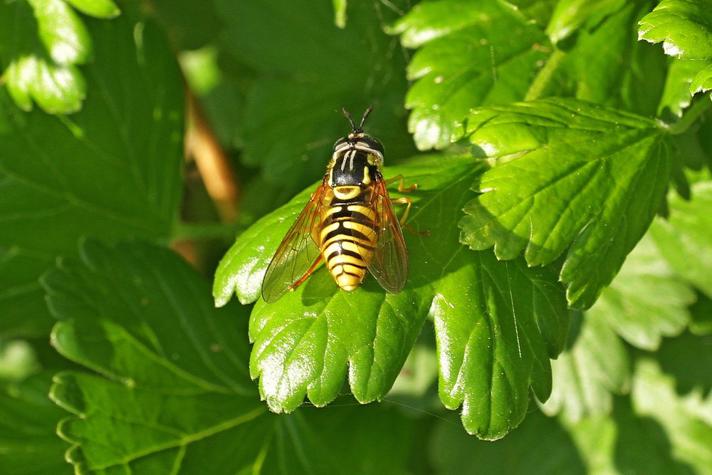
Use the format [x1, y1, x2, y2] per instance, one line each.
[0, 14, 183, 338]
[541, 311, 630, 422]
[650, 181, 712, 297]
[565, 396, 701, 474]
[215, 155, 568, 439]
[547, 1, 667, 117]
[639, 0, 712, 110]
[214, 0, 415, 198]
[659, 59, 712, 117]
[458, 98, 672, 309]
[501, 0, 557, 27]
[63, 0, 120, 18]
[149, 0, 221, 50]
[631, 359, 712, 471]
[657, 331, 712, 395]
[545, 0, 625, 44]
[0, 372, 71, 475]
[388, 0, 550, 150]
[589, 234, 694, 350]
[638, 0, 712, 60]
[430, 410, 587, 474]
[689, 293, 712, 336]
[0, 0, 120, 114]
[45, 240, 413, 474]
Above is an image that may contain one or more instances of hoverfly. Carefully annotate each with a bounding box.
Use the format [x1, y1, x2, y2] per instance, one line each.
[261, 106, 411, 303]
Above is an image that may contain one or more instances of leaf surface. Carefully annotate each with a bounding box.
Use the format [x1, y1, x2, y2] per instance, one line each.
[389, 0, 550, 149]
[0, 372, 71, 475]
[639, 0, 712, 109]
[458, 98, 672, 308]
[214, 0, 415, 198]
[541, 311, 630, 422]
[215, 155, 568, 439]
[650, 181, 712, 297]
[45, 240, 413, 474]
[0, 0, 119, 114]
[0, 14, 184, 337]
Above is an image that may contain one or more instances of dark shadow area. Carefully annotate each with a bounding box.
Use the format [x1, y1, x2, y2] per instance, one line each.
[430, 410, 587, 475]
[656, 329, 712, 396]
[612, 397, 695, 475]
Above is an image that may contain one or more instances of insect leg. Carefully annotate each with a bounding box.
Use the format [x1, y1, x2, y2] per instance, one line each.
[385, 174, 418, 193]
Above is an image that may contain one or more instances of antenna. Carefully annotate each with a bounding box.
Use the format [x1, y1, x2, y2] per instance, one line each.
[341, 105, 374, 132]
[341, 108, 356, 130]
[358, 105, 373, 129]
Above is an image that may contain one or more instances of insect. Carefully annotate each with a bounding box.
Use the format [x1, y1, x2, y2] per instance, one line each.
[261, 106, 413, 303]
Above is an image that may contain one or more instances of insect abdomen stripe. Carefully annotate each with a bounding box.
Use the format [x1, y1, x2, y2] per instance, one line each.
[320, 203, 378, 290]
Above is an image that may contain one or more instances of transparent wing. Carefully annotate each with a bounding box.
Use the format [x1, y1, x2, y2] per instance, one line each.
[367, 178, 408, 293]
[261, 182, 328, 303]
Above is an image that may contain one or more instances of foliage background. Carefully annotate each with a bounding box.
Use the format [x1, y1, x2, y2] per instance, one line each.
[1, 0, 712, 473]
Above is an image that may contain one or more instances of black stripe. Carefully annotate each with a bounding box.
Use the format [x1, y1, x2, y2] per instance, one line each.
[334, 269, 363, 278]
[322, 210, 374, 228]
[323, 227, 372, 244]
[326, 248, 365, 264]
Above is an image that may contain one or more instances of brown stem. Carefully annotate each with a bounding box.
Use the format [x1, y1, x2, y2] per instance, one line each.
[184, 89, 239, 221]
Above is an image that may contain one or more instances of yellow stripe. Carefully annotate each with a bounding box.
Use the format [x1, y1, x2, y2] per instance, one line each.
[343, 221, 376, 240]
[320, 222, 340, 242]
[346, 205, 376, 221]
[327, 253, 366, 269]
[322, 234, 374, 250]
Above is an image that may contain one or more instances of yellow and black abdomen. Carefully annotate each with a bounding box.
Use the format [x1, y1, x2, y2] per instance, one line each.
[319, 187, 378, 291]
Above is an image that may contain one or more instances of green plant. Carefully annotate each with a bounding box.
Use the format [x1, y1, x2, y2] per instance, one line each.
[1, 0, 712, 473]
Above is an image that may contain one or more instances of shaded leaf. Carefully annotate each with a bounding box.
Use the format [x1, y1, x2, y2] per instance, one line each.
[214, 0, 415, 198]
[547, 1, 666, 117]
[659, 59, 712, 117]
[458, 98, 672, 308]
[541, 311, 630, 422]
[45, 240, 413, 474]
[0, 15, 184, 337]
[650, 181, 712, 297]
[388, 0, 550, 149]
[631, 359, 712, 471]
[430, 410, 586, 474]
[0, 372, 71, 475]
[545, 0, 625, 44]
[657, 331, 712, 395]
[215, 155, 568, 439]
[589, 235, 694, 350]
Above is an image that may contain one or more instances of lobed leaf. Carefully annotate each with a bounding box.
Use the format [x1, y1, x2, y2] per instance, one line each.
[0, 0, 120, 114]
[541, 311, 630, 422]
[389, 0, 550, 150]
[430, 410, 586, 474]
[638, 0, 712, 60]
[214, 0, 415, 198]
[0, 372, 71, 475]
[215, 155, 568, 439]
[589, 235, 694, 350]
[650, 181, 712, 298]
[639, 0, 712, 111]
[545, 0, 625, 44]
[44, 240, 413, 474]
[0, 14, 184, 338]
[458, 98, 672, 308]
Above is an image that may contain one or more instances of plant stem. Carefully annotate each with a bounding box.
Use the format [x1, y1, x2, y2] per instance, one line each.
[659, 97, 712, 135]
[525, 49, 566, 101]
